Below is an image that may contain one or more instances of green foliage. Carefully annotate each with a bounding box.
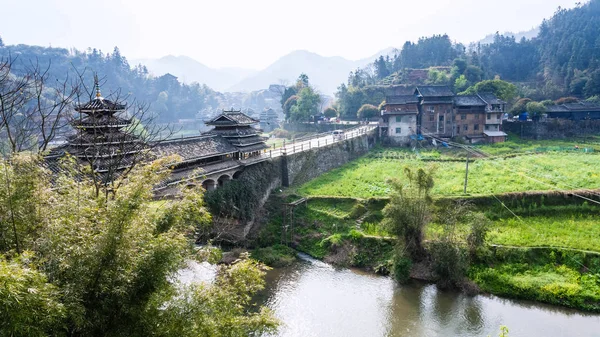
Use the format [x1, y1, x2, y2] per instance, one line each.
[205, 180, 260, 221]
[0, 45, 219, 123]
[0, 155, 277, 336]
[470, 263, 600, 311]
[430, 241, 469, 288]
[426, 68, 450, 85]
[383, 167, 434, 261]
[392, 251, 412, 283]
[460, 79, 518, 102]
[525, 101, 546, 117]
[296, 148, 600, 199]
[251, 244, 297, 267]
[453, 75, 469, 92]
[0, 253, 65, 337]
[153, 258, 279, 337]
[283, 95, 299, 120]
[357, 104, 379, 119]
[289, 86, 321, 122]
[323, 106, 338, 118]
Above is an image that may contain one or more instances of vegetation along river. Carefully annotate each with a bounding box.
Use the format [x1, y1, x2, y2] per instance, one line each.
[179, 254, 600, 337]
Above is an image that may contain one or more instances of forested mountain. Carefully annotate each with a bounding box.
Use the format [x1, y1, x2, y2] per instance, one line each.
[133, 55, 256, 91]
[0, 45, 221, 122]
[334, 0, 600, 118]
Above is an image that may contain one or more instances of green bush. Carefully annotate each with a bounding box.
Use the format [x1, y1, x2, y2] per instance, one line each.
[392, 252, 412, 284]
[251, 244, 297, 267]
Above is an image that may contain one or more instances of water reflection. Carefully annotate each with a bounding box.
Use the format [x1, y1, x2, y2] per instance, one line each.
[255, 255, 600, 337]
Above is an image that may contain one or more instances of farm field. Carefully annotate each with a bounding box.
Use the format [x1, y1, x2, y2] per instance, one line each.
[295, 149, 600, 198]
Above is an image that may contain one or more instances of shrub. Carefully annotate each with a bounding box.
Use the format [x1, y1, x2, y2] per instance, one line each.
[430, 241, 469, 289]
[392, 251, 412, 283]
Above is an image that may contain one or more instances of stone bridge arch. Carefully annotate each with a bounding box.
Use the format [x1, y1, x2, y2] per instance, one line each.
[202, 179, 217, 191]
[218, 174, 232, 187]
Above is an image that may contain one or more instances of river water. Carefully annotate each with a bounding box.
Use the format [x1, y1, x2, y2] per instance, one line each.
[180, 254, 600, 337]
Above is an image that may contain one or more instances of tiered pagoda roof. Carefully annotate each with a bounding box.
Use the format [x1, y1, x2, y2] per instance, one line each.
[48, 79, 147, 174]
[203, 109, 269, 154]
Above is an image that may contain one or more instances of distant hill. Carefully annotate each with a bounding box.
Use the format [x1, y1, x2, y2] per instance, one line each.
[133, 55, 256, 92]
[477, 27, 540, 45]
[227, 48, 395, 95]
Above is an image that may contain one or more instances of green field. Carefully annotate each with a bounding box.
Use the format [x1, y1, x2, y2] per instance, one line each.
[296, 149, 600, 198]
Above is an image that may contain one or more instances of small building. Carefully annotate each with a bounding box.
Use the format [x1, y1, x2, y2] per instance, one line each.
[484, 131, 508, 143]
[545, 102, 600, 120]
[415, 85, 455, 137]
[259, 107, 279, 132]
[380, 95, 419, 144]
[203, 109, 269, 159]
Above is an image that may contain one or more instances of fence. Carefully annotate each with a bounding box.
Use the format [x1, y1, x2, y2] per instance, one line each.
[261, 125, 377, 159]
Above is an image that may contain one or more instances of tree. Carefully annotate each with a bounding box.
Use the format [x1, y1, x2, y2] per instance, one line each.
[526, 101, 546, 119]
[0, 35, 4, 47]
[374, 56, 390, 80]
[323, 107, 337, 118]
[0, 154, 278, 336]
[460, 79, 518, 103]
[383, 167, 435, 261]
[283, 95, 298, 120]
[297, 73, 309, 88]
[510, 98, 532, 115]
[464, 65, 483, 83]
[357, 104, 379, 119]
[454, 75, 469, 92]
[289, 86, 320, 122]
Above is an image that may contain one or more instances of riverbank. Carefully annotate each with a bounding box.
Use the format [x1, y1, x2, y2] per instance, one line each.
[250, 193, 600, 312]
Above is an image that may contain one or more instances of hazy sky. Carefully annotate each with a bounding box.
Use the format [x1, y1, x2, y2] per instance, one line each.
[0, 0, 579, 70]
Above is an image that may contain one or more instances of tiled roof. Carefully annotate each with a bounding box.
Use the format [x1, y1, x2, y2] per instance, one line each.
[76, 97, 126, 112]
[454, 95, 487, 107]
[478, 93, 506, 105]
[72, 115, 131, 128]
[545, 102, 600, 113]
[203, 127, 262, 137]
[415, 85, 454, 97]
[206, 111, 259, 126]
[386, 95, 419, 105]
[562, 102, 600, 111]
[153, 135, 237, 163]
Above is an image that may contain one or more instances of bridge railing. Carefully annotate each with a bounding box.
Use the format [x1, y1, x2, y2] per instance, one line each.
[261, 125, 377, 159]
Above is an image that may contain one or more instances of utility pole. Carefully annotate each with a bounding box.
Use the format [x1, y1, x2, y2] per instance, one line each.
[463, 151, 469, 194]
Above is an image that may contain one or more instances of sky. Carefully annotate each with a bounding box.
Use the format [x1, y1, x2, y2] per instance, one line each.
[0, 0, 580, 70]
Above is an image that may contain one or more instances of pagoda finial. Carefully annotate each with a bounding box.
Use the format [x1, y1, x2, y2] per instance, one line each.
[94, 74, 102, 99]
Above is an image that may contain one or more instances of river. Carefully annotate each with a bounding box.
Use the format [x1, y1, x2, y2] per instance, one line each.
[179, 254, 600, 337]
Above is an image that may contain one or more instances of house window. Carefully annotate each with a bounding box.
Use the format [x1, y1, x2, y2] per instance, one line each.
[395, 127, 402, 134]
[485, 125, 489, 130]
[463, 124, 468, 131]
[474, 124, 479, 130]
[439, 115, 444, 122]
[429, 115, 434, 122]
[461, 114, 466, 120]
[396, 116, 402, 123]
[428, 106, 435, 113]
[475, 114, 479, 119]
[487, 114, 491, 120]
[497, 114, 501, 119]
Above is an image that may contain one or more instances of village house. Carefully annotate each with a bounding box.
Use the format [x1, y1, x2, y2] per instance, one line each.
[414, 85, 455, 137]
[380, 95, 419, 144]
[545, 102, 600, 120]
[380, 86, 507, 144]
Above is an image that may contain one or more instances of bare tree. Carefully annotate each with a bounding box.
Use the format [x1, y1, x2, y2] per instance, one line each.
[0, 55, 79, 155]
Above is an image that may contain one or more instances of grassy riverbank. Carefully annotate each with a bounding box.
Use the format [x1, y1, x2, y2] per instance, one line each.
[254, 193, 600, 311]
